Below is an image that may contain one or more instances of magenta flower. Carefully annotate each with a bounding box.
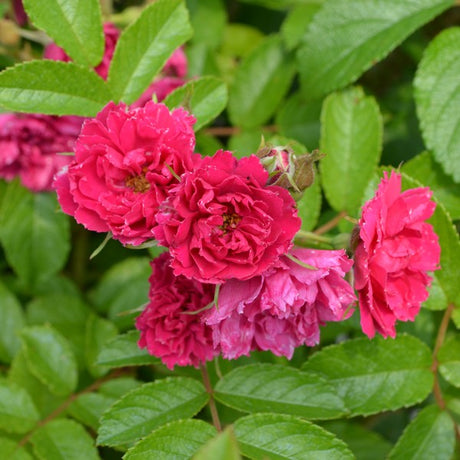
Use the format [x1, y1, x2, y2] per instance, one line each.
[0, 113, 82, 191]
[204, 248, 356, 359]
[54, 101, 199, 245]
[135, 253, 218, 370]
[154, 150, 301, 284]
[44, 22, 120, 80]
[354, 171, 440, 338]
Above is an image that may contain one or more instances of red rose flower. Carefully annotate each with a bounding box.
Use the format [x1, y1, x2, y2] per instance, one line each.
[0, 113, 82, 191]
[154, 150, 301, 283]
[54, 101, 198, 245]
[135, 253, 217, 370]
[205, 249, 355, 359]
[354, 171, 440, 338]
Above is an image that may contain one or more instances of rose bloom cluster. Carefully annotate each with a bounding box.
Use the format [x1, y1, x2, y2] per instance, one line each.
[53, 97, 441, 370]
[0, 22, 187, 192]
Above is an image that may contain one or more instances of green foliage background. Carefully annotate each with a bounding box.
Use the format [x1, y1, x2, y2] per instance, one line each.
[0, 0, 459, 458]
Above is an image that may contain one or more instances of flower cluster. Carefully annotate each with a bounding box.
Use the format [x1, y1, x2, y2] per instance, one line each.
[0, 22, 187, 192]
[54, 99, 440, 370]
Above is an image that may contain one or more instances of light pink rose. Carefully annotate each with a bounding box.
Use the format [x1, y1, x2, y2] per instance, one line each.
[204, 248, 356, 359]
[44, 22, 120, 80]
[135, 253, 218, 370]
[154, 150, 302, 283]
[354, 171, 440, 338]
[0, 113, 82, 191]
[54, 101, 199, 245]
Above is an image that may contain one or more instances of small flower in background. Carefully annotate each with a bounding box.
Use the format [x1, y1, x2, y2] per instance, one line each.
[135, 252, 218, 370]
[54, 101, 198, 245]
[154, 150, 302, 284]
[354, 171, 441, 339]
[43, 22, 120, 80]
[0, 113, 82, 191]
[204, 248, 355, 360]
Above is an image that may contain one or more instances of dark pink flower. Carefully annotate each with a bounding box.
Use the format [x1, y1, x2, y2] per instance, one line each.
[135, 253, 218, 370]
[204, 248, 356, 359]
[54, 101, 198, 245]
[354, 171, 440, 338]
[0, 113, 82, 191]
[154, 150, 301, 284]
[44, 23, 120, 80]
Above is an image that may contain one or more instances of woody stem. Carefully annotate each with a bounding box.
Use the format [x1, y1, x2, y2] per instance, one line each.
[200, 364, 222, 432]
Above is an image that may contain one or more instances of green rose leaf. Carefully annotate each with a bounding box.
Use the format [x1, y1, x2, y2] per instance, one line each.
[188, 0, 227, 50]
[228, 35, 296, 128]
[96, 330, 159, 368]
[296, 175, 322, 232]
[0, 437, 33, 460]
[124, 419, 217, 460]
[0, 182, 70, 289]
[302, 334, 433, 416]
[0, 282, 25, 363]
[234, 413, 354, 460]
[0, 379, 40, 434]
[298, 0, 453, 99]
[0, 61, 111, 116]
[108, 0, 192, 104]
[192, 427, 241, 460]
[22, 0, 103, 67]
[415, 27, 460, 183]
[320, 86, 382, 214]
[97, 377, 209, 448]
[438, 335, 460, 388]
[402, 151, 460, 221]
[20, 325, 78, 397]
[164, 77, 228, 131]
[388, 405, 456, 460]
[30, 419, 100, 460]
[215, 363, 347, 419]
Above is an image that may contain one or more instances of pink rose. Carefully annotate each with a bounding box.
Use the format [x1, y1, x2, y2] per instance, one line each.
[135, 253, 218, 370]
[354, 171, 440, 338]
[54, 101, 199, 245]
[44, 22, 120, 80]
[154, 150, 301, 283]
[204, 248, 356, 359]
[0, 113, 82, 191]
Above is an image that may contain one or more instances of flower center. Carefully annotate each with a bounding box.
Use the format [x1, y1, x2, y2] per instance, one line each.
[220, 212, 241, 232]
[125, 173, 150, 193]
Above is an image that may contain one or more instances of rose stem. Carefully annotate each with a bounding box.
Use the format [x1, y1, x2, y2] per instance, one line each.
[200, 364, 222, 432]
[431, 303, 455, 410]
[314, 210, 348, 235]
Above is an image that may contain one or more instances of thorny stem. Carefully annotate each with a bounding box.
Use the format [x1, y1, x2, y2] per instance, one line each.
[17, 368, 129, 449]
[314, 210, 348, 235]
[431, 303, 455, 410]
[200, 364, 222, 432]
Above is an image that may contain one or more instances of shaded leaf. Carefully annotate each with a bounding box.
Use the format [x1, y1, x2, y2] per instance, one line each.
[0, 379, 40, 434]
[415, 27, 460, 183]
[193, 427, 241, 460]
[96, 330, 159, 368]
[438, 335, 460, 388]
[21, 325, 78, 397]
